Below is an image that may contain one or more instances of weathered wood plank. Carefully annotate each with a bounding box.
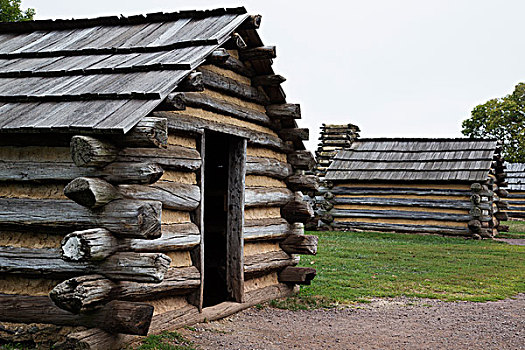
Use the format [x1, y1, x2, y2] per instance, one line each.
[280, 234, 318, 255]
[0, 247, 170, 282]
[123, 117, 168, 148]
[0, 198, 161, 238]
[244, 218, 291, 241]
[244, 250, 297, 279]
[331, 221, 471, 236]
[278, 266, 316, 285]
[286, 174, 319, 192]
[244, 187, 293, 207]
[281, 191, 314, 223]
[0, 294, 153, 336]
[239, 46, 276, 61]
[287, 150, 315, 170]
[246, 156, 292, 179]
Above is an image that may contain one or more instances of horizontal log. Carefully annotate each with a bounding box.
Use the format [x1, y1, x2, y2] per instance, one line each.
[118, 182, 200, 211]
[175, 71, 204, 92]
[64, 177, 122, 209]
[244, 218, 291, 241]
[494, 211, 509, 221]
[239, 14, 262, 30]
[0, 294, 153, 335]
[331, 221, 471, 236]
[198, 68, 269, 105]
[61, 224, 200, 261]
[70, 136, 118, 168]
[62, 228, 118, 261]
[287, 150, 315, 170]
[116, 145, 201, 171]
[123, 117, 168, 148]
[281, 191, 314, 223]
[0, 161, 164, 184]
[244, 250, 297, 279]
[329, 208, 472, 222]
[206, 48, 230, 64]
[286, 174, 319, 192]
[280, 234, 318, 255]
[207, 53, 255, 77]
[161, 92, 271, 126]
[244, 187, 293, 208]
[333, 197, 487, 210]
[0, 198, 161, 238]
[266, 104, 301, 119]
[246, 156, 292, 179]
[239, 46, 276, 61]
[325, 187, 473, 197]
[468, 219, 482, 233]
[155, 111, 294, 153]
[0, 247, 170, 282]
[223, 32, 247, 49]
[50, 267, 200, 313]
[279, 128, 309, 142]
[278, 266, 316, 285]
[252, 74, 286, 87]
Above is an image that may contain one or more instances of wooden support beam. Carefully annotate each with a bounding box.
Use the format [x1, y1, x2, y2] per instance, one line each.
[116, 145, 201, 172]
[286, 174, 319, 192]
[70, 136, 118, 168]
[0, 162, 163, 184]
[161, 92, 271, 126]
[280, 234, 318, 255]
[64, 177, 122, 209]
[50, 267, 201, 313]
[287, 150, 315, 170]
[0, 294, 153, 336]
[244, 187, 293, 208]
[244, 218, 291, 241]
[252, 74, 286, 87]
[266, 104, 301, 119]
[123, 117, 168, 148]
[244, 250, 297, 279]
[279, 128, 309, 142]
[155, 111, 294, 153]
[176, 72, 204, 92]
[0, 198, 162, 238]
[281, 191, 314, 223]
[223, 32, 247, 49]
[117, 182, 200, 211]
[198, 68, 269, 105]
[278, 266, 316, 285]
[206, 48, 230, 64]
[246, 156, 292, 180]
[239, 46, 276, 61]
[120, 223, 200, 252]
[0, 247, 170, 282]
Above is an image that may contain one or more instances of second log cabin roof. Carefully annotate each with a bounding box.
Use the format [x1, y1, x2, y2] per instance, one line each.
[0, 8, 250, 133]
[325, 138, 497, 182]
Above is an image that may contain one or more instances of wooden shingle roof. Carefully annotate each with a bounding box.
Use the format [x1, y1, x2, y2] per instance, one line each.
[504, 162, 525, 191]
[0, 8, 249, 133]
[325, 138, 497, 182]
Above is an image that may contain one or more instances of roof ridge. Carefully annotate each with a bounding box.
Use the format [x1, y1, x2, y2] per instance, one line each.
[0, 7, 247, 33]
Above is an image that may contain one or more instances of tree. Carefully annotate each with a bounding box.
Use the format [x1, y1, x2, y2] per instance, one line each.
[0, 0, 35, 22]
[462, 83, 525, 163]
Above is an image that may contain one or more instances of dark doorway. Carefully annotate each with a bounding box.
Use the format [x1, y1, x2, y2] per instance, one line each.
[202, 132, 246, 307]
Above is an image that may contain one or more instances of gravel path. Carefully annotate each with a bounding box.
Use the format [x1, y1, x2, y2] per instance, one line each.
[495, 238, 525, 246]
[180, 294, 524, 350]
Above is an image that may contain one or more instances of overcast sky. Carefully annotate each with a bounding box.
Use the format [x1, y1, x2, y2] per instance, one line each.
[23, 0, 525, 151]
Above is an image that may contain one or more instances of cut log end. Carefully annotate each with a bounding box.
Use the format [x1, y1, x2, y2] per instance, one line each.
[278, 266, 316, 285]
[70, 135, 118, 168]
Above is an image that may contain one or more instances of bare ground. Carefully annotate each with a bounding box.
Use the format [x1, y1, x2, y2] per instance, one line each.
[180, 294, 525, 350]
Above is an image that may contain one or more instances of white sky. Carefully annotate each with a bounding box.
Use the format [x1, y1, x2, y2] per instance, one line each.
[22, 0, 525, 151]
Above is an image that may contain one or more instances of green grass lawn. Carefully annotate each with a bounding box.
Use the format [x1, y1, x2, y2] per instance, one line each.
[499, 220, 525, 238]
[273, 231, 525, 310]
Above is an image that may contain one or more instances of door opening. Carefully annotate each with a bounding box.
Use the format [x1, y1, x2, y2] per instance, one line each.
[202, 132, 246, 307]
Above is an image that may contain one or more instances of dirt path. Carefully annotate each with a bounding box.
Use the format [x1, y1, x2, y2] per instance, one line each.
[180, 294, 524, 350]
[495, 238, 525, 246]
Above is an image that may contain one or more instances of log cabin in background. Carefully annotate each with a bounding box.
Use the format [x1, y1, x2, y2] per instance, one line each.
[315, 123, 360, 177]
[502, 162, 525, 219]
[318, 138, 508, 238]
[0, 7, 318, 348]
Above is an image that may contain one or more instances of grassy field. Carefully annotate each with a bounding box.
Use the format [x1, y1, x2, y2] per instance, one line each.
[272, 231, 525, 310]
[499, 220, 525, 238]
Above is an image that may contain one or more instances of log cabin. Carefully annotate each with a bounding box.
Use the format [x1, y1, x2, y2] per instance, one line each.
[502, 162, 523, 220]
[315, 123, 360, 177]
[318, 138, 508, 238]
[0, 7, 318, 348]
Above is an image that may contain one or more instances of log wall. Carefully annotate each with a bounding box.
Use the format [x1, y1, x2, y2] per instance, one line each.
[318, 182, 495, 237]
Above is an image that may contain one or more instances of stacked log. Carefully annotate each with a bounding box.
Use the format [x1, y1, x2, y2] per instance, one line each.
[315, 123, 360, 177]
[486, 146, 508, 235]
[501, 162, 524, 221]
